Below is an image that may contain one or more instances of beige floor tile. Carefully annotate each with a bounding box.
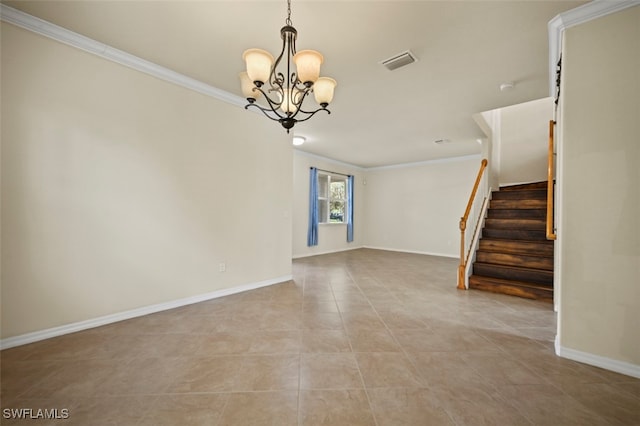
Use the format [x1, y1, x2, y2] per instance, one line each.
[4, 249, 637, 424]
[368, 387, 455, 425]
[356, 352, 425, 388]
[194, 332, 253, 355]
[138, 393, 227, 426]
[300, 353, 364, 390]
[432, 384, 532, 426]
[497, 384, 611, 425]
[347, 329, 402, 353]
[217, 391, 298, 426]
[97, 357, 183, 396]
[167, 355, 243, 393]
[559, 382, 640, 425]
[302, 312, 344, 330]
[299, 389, 376, 426]
[301, 329, 352, 353]
[409, 352, 494, 390]
[22, 359, 120, 398]
[64, 395, 155, 426]
[460, 351, 550, 386]
[233, 354, 299, 391]
[248, 330, 301, 354]
[1, 360, 56, 398]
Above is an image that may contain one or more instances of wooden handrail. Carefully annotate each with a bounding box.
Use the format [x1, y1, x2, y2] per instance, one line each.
[547, 120, 557, 240]
[458, 158, 488, 290]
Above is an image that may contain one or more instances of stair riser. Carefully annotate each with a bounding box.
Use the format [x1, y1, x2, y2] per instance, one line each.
[476, 252, 553, 270]
[482, 228, 547, 241]
[473, 263, 553, 285]
[500, 181, 548, 191]
[492, 189, 547, 200]
[488, 209, 546, 219]
[484, 219, 545, 230]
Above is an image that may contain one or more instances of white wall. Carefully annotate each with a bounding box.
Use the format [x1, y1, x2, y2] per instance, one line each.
[559, 6, 639, 369]
[363, 156, 481, 257]
[477, 98, 552, 188]
[499, 97, 553, 186]
[1, 23, 292, 339]
[292, 151, 364, 258]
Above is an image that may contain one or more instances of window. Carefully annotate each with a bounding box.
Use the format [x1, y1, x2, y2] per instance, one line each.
[318, 173, 347, 223]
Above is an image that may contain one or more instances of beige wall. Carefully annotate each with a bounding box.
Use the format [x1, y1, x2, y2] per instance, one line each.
[559, 6, 639, 366]
[363, 157, 480, 257]
[1, 23, 292, 339]
[499, 97, 553, 186]
[292, 151, 364, 258]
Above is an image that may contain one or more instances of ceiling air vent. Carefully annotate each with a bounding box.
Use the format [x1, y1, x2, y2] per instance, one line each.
[381, 50, 418, 71]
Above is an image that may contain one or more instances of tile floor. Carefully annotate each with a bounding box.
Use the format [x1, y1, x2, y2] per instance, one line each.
[1, 249, 639, 425]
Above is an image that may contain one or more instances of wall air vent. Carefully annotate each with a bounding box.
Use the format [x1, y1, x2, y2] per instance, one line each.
[381, 50, 418, 71]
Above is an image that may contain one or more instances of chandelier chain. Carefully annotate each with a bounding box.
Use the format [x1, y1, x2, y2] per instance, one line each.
[286, 0, 292, 26]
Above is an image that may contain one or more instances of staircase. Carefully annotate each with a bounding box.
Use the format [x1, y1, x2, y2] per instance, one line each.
[469, 181, 554, 302]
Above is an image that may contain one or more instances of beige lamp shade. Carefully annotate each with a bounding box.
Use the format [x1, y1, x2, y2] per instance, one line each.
[280, 89, 302, 114]
[243, 49, 274, 84]
[293, 50, 323, 84]
[239, 72, 261, 100]
[313, 77, 337, 106]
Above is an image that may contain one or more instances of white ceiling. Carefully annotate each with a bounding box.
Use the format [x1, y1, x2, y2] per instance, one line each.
[5, 0, 586, 168]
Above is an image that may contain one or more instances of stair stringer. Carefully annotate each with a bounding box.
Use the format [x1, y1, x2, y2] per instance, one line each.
[463, 187, 493, 289]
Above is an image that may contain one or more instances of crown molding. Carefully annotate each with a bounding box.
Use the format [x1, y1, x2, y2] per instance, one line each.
[365, 153, 481, 172]
[0, 4, 246, 108]
[548, 0, 640, 97]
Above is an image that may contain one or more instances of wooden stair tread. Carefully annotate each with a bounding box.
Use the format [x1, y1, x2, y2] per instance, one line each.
[479, 239, 554, 256]
[473, 262, 553, 285]
[469, 180, 554, 301]
[468, 275, 553, 302]
[475, 252, 553, 271]
[490, 199, 547, 209]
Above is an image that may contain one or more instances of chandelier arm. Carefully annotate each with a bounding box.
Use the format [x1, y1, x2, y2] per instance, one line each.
[251, 85, 286, 116]
[291, 107, 331, 123]
[281, 87, 311, 120]
[245, 103, 287, 122]
[271, 30, 290, 87]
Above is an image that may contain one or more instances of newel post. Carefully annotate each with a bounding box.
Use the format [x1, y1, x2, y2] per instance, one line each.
[457, 217, 466, 290]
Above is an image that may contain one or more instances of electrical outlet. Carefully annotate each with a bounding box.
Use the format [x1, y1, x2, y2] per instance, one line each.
[219, 263, 226, 272]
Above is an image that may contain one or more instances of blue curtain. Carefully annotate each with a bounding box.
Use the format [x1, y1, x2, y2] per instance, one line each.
[347, 175, 354, 242]
[307, 167, 319, 246]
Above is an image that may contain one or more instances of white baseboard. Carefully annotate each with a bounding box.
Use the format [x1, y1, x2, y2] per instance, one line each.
[362, 246, 457, 259]
[292, 246, 364, 259]
[0, 275, 292, 350]
[556, 344, 640, 379]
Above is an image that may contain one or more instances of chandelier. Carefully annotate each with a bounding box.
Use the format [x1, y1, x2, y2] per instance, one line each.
[239, 0, 336, 133]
